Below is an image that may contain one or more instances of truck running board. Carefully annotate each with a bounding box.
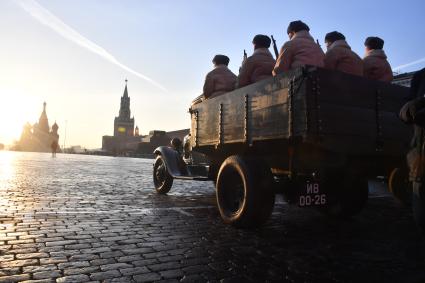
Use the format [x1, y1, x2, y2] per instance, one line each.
[170, 164, 210, 181]
[172, 175, 210, 181]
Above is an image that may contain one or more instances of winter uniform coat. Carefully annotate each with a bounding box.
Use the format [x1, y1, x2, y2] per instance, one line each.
[399, 68, 425, 180]
[203, 65, 237, 99]
[238, 48, 276, 87]
[363, 49, 393, 82]
[324, 40, 363, 76]
[273, 30, 325, 75]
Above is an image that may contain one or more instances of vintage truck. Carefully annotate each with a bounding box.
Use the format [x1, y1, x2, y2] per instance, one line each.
[153, 66, 420, 229]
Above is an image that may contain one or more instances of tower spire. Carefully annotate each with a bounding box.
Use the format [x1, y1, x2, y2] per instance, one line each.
[123, 79, 129, 97]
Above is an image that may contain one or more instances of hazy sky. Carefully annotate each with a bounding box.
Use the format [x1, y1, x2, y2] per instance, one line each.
[1, 0, 425, 148]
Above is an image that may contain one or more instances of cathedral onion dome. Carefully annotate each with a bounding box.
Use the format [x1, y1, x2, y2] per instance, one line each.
[38, 102, 50, 133]
[52, 121, 59, 131]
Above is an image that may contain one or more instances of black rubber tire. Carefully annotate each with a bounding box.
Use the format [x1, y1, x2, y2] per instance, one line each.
[412, 182, 425, 236]
[216, 155, 275, 228]
[209, 162, 220, 186]
[321, 168, 369, 218]
[388, 167, 411, 206]
[153, 155, 173, 194]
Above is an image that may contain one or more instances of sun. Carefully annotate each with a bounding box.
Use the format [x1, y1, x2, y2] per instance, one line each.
[0, 88, 39, 146]
[0, 151, 16, 183]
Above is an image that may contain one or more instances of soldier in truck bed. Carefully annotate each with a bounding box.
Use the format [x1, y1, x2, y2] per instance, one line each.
[324, 31, 363, 76]
[363, 36, 393, 82]
[238, 34, 276, 87]
[202, 54, 237, 100]
[273, 20, 324, 75]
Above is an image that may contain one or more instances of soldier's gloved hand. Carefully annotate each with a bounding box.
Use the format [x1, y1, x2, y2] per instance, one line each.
[400, 101, 414, 123]
[400, 97, 425, 127]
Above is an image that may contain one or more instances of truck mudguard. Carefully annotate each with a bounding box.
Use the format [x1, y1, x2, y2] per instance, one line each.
[153, 146, 187, 177]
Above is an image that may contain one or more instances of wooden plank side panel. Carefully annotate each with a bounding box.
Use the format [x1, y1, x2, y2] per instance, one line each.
[251, 88, 289, 140]
[303, 135, 408, 157]
[321, 119, 376, 137]
[190, 67, 410, 160]
[315, 103, 376, 137]
[222, 94, 246, 143]
[315, 68, 409, 112]
[196, 100, 220, 146]
[315, 70, 375, 109]
[251, 104, 289, 140]
[250, 77, 309, 140]
[380, 112, 413, 141]
[306, 101, 410, 155]
[316, 107, 412, 141]
[292, 81, 309, 137]
[190, 70, 305, 147]
[375, 82, 409, 112]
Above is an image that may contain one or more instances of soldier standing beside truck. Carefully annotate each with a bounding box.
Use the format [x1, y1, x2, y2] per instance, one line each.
[363, 36, 393, 82]
[399, 67, 425, 235]
[237, 34, 276, 87]
[323, 31, 363, 76]
[273, 20, 325, 75]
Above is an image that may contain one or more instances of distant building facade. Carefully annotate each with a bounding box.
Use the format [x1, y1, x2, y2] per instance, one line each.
[137, 129, 189, 155]
[14, 102, 60, 152]
[393, 71, 415, 88]
[102, 81, 142, 154]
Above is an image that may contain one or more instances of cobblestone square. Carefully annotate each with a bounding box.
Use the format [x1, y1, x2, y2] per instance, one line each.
[0, 152, 424, 282]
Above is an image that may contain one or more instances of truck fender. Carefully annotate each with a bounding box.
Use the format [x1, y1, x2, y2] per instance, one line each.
[153, 146, 187, 177]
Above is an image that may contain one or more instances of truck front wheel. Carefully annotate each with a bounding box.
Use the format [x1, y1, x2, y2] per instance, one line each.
[412, 182, 425, 236]
[216, 155, 275, 228]
[153, 155, 173, 194]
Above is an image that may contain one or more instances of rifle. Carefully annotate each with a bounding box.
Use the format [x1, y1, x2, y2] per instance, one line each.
[316, 39, 321, 48]
[239, 49, 248, 72]
[271, 35, 279, 59]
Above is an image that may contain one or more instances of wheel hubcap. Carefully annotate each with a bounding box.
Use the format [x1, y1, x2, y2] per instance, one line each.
[155, 160, 166, 186]
[220, 168, 245, 215]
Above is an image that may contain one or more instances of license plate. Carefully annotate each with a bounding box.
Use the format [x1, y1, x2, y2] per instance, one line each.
[298, 182, 327, 207]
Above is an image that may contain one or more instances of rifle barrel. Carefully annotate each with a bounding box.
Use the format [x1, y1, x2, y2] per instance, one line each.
[271, 35, 279, 59]
[316, 39, 321, 48]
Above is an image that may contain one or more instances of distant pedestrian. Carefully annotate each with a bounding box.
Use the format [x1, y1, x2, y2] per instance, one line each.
[363, 36, 393, 82]
[51, 140, 58, 157]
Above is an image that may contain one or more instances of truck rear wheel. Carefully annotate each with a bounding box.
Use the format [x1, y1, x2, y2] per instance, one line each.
[216, 155, 275, 228]
[321, 168, 368, 218]
[209, 162, 220, 186]
[412, 182, 425, 236]
[153, 155, 173, 194]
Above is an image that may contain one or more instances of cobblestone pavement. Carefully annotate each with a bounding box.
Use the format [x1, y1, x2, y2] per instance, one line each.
[0, 151, 424, 283]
